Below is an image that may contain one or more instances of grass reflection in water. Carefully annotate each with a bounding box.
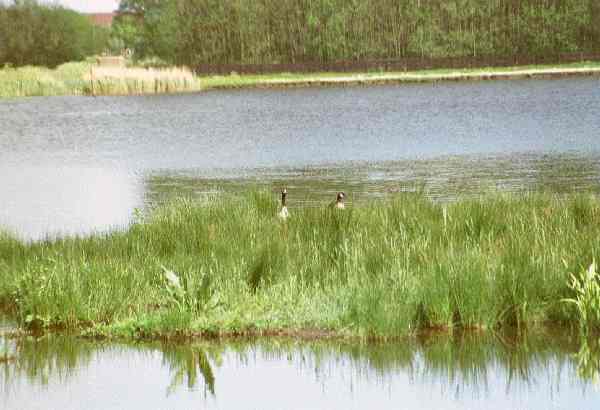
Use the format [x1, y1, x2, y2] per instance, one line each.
[1, 330, 599, 399]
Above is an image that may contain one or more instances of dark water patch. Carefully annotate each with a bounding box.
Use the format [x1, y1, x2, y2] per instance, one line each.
[1, 330, 600, 409]
[144, 152, 600, 209]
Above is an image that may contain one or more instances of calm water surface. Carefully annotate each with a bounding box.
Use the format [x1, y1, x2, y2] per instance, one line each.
[1, 77, 599, 239]
[1, 331, 600, 410]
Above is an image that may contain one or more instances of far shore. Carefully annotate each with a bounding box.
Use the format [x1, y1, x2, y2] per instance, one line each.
[1, 61, 600, 98]
[200, 63, 600, 90]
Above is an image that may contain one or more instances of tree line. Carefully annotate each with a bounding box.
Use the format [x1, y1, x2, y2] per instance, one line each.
[115, 0, 600, 68]
[1, 0, 598, 69]
[0, 0, 109, 67]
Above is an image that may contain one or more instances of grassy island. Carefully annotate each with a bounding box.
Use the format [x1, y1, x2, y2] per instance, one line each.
[1, 192, 599, 340]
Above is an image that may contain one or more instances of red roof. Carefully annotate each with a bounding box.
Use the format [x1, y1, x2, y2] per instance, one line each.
[85, 13, 117, 28]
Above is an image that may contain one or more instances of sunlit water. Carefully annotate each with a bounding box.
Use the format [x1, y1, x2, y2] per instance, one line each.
[1, 331, 600, 410]
[1, 77, 599, 240]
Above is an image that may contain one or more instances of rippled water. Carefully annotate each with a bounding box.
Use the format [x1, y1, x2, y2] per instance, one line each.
[1, 77, 599, 239]
[1, 331, 600, 410]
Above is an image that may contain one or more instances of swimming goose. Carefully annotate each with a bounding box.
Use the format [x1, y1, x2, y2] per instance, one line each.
[278, 188, 289, 219]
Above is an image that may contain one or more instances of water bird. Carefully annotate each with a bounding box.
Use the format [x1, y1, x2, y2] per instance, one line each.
[278, 188, 289, 219]
[330, 192, 345, 209]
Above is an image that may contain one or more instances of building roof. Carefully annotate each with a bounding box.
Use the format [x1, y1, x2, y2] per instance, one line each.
[85, 12, 117, 28]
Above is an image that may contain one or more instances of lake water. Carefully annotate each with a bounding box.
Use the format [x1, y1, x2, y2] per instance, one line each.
[1, 330, 600, 410]
[2, 79, 600, 409]
[1, 77, 599, 239]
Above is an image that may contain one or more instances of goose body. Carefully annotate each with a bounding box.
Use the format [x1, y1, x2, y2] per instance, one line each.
[278, 188, 289, 219]
[331, 192, 345, 209]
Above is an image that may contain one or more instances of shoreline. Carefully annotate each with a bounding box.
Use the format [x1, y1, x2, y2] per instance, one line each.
[200, 65, 600, 91]
[0, 315, 577, 344]
[1, 62, 599, 98]
[0, 315, 525, 344]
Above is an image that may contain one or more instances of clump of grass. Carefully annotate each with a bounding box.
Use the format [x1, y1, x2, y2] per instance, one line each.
[563, 262, 600, 332]
[0, 191, 599, 339]
[161, 266, 217, 314]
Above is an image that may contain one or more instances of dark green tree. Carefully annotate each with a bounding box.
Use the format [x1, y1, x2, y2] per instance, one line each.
[0, 0, 108, 67]
[112, 0, 599, 69]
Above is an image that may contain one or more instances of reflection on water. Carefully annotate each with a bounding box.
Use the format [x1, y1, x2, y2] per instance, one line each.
[0, 166, 142, 240]
[2, 331, 600, 410]
[162, 344, 219, 396]
[576, 337, 600, 385]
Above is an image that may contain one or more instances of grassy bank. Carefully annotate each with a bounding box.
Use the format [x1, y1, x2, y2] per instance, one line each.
[199, 61, 600, 90]
[1, 192, 599, 340]
[1, 61, 600, 98]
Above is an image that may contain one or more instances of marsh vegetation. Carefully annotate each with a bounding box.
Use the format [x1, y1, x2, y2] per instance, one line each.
[1, 191, 599, 339]
[0, 62, 201, 97]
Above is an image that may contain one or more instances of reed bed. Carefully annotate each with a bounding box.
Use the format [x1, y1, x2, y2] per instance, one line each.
[0, 192, 599, 339]
[85, 66, 201, 96]
[0, 63, 89, 97]
[0, 62, 202, 97]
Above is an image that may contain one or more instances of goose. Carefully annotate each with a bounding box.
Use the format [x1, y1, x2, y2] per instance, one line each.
[278, 188, 289, 219]
[331, 192, 345, 209]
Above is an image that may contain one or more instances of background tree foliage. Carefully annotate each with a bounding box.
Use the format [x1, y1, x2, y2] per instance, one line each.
[112, 0, 600, 67]
[0, 0, 109, 67]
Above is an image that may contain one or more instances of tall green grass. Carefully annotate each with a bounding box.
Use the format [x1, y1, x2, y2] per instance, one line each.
[0, 192, 598, 339]
[0, 63, 90, 97]
[564, 262, 600, 332]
